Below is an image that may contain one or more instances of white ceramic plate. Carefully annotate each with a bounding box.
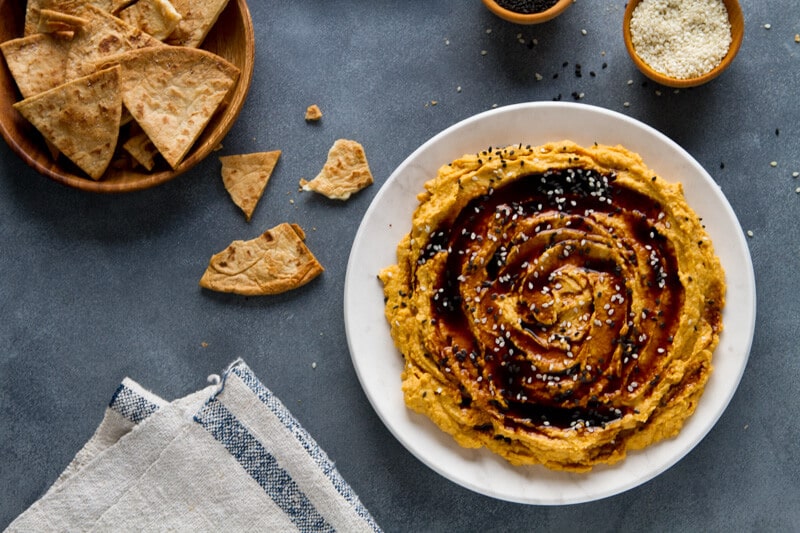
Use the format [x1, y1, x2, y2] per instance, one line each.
[343, 102, 756, 505]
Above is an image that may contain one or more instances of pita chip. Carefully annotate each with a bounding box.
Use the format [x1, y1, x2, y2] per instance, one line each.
[1, 33, 69, 98]
[300, 139, 374, 200]
[65, 4, 163, 81]
[220, 151, 281, 221]
[119, 0, 183, 41]
[122, 131, 160, 170]
[36, 8, 89, 33]
[199, 223, 324, 296]
[13, 66, 122, 180]
[24, 0, 44, 36]
[105, 46, 239, 169]
[165, 0, 229, 47]
[42, 0, 134, 16]
[26, 0, 135, 35]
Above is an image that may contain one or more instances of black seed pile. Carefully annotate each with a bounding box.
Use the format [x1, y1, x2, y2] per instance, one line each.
[495, 0, 559, 14]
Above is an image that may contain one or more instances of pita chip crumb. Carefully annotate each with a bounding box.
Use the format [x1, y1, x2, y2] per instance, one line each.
[300, 138, 373, 200]
[199, 223, 324, 296]
[305, 104, 323, 122]
[220, 151, 282, 221]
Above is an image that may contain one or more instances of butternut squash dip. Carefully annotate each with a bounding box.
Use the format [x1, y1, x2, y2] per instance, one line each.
[379, 141, 726, 472]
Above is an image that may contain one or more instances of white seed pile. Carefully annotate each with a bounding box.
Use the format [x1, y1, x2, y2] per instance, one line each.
[629, 0, 732, 79]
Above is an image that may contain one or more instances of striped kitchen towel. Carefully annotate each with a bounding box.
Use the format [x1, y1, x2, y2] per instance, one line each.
[6, 360, 381, 532]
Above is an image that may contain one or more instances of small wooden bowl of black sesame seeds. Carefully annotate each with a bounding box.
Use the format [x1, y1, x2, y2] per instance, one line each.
[482, 0, 573, 25]
[623, 0, 744, 88]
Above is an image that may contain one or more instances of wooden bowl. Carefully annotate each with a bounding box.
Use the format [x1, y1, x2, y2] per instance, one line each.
[0, 0, 255, 193]
[623, 0, 744, 88]
[481, 0, 573, 25]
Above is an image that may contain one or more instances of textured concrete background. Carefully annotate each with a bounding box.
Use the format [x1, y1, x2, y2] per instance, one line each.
[2, 1, 798, 530]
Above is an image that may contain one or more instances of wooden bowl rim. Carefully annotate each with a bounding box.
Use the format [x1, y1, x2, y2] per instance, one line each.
[481, 0, 573, 25]
[0, 0, 255, 193]
[623, 0, 744, 89]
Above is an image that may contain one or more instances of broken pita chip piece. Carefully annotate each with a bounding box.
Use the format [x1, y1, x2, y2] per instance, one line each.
[122, 131, 160, 170]
[36, 8, 89, 33]
[165, 0, 230, 48]
[0, 33, 69, 98]
[102, 45, 239, 169]
[119, 0, 183, 41]
[12, 66, 122, 180]
[220, 150, 281, 222]
[300, 138, 374, 200]
[40, 0, 134, 17]
[199, 223, 324, 296]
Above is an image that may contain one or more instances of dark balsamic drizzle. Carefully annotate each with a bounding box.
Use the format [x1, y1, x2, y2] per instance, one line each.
[417, 167, 683, 432]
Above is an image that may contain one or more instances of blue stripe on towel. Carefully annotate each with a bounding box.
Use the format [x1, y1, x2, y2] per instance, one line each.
[195, 397, 334, 533]
[109, 383, 160, 423]
[229, 363, 382, 533]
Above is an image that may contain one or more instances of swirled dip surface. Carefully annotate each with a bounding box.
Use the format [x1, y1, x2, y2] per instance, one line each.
[379, 141, 725, 472]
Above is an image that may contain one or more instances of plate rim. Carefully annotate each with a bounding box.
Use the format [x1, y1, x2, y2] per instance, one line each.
[344, 101, 756, 505]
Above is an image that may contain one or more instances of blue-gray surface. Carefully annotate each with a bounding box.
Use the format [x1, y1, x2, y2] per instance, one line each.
[2, 1, 799, 531]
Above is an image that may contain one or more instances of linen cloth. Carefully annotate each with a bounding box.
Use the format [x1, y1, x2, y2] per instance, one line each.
[6, 360, 381, 532]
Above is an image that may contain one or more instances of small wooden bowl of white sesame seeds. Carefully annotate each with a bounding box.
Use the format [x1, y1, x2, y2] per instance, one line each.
[482, 0, 573, 25]
[623, 0, 744, 88]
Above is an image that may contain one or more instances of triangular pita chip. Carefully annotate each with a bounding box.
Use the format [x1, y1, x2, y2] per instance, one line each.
[13, 66, 122, 180]
[199, 223, 324, 296]
[65, 4, 163, 81]
[220, 151, 281, 221]
[300, 139, 374, 200]
[119, 0, 183, 41]
[304, 104, 322, 122]
[1, 33, 69, 98]
[105, 46, 239, 168]
[165, 0, 230, 48]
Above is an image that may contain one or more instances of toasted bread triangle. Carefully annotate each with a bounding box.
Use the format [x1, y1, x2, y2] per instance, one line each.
[65, 4, 163, 81]
[220, 151, 281, 221]
[101, 46, 239, 169]
[13, 66, 122, 180]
